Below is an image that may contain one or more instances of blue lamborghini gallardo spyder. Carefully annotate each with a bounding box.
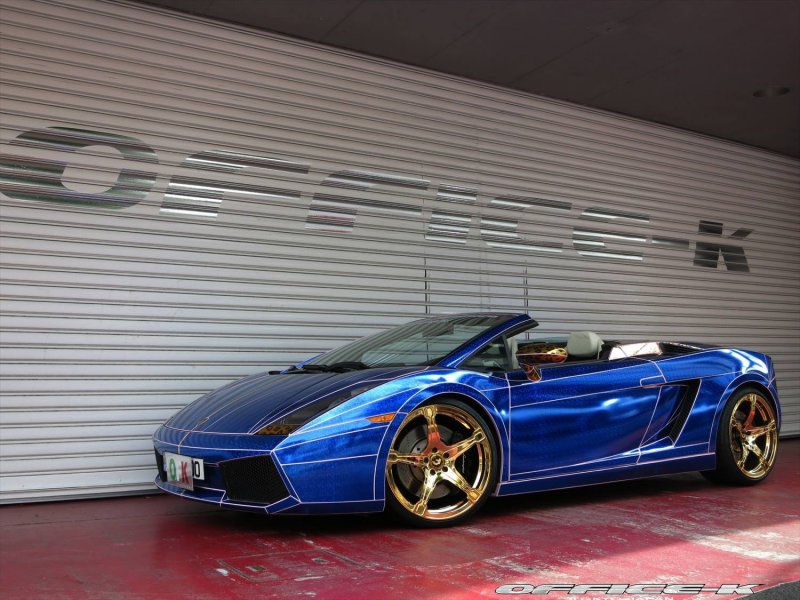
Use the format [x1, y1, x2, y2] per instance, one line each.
[153, 313, 780, 526]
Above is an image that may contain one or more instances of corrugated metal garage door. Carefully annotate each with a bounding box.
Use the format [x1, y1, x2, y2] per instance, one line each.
[1, 0, 798, 502]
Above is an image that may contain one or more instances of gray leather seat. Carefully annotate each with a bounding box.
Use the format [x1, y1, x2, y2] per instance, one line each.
[566, 331, 604, 360]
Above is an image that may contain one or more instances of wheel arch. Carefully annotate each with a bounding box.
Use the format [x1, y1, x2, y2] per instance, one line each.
[705, 377, 780, 484]
[374, 386, 508, 501]
[738, 381, 778, 413]
[418, 392, 505, 472]
[710, 375, 781, 449]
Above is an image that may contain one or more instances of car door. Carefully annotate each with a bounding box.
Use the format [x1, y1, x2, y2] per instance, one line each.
[507, 353, 665, 480]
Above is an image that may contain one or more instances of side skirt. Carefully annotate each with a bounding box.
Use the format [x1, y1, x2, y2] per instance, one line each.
[497, 452, 715, 496]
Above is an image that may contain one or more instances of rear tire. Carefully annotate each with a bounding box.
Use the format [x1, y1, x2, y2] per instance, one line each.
[703, 387, 778, 485]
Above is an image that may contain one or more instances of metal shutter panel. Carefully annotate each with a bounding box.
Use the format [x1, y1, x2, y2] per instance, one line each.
[1, 0, 798, 502]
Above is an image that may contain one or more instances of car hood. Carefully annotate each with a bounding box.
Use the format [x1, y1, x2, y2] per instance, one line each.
[165, 366, 421, 434]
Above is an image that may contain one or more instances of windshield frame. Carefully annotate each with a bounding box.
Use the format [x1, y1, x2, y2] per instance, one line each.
[443, 317, 539, 370]
[301, 313, 533, 370]
[455, 320, 542, 373]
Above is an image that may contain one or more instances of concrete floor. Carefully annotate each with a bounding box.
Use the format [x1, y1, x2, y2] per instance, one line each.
[2, 440, 798, 600]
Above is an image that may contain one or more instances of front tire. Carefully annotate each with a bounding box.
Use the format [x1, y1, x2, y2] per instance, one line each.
[703, 387, 778, 485]
[385, 399, 498, 527]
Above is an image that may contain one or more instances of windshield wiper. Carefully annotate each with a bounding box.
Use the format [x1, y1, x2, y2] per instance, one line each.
[322, 361, 370, 372]
[286, 361, 370, 373]
[278, 364, 324, 373]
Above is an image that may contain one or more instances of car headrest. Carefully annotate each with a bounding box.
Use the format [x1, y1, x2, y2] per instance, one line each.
[567, 331, 604, 359]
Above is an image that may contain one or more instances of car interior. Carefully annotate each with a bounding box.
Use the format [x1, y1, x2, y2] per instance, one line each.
[462, 330, 673, 373]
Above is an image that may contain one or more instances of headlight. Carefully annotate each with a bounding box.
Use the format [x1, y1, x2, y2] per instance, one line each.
[255, 383, 380, 435]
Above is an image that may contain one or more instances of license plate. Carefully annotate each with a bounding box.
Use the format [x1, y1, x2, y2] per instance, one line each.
[163, 452, 204, 491]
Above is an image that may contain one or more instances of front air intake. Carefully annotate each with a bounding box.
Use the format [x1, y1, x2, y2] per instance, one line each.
[220, 455, 290, 505]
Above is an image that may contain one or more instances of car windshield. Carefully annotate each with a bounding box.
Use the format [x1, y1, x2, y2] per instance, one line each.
[304, 315, 513, 369]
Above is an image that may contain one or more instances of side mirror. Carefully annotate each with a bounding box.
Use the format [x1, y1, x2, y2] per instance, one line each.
[516, 343, 567, 381]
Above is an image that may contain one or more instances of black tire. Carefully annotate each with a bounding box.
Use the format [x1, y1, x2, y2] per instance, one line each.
[702, 387, 778, 485]
[385, 398, 499, 527]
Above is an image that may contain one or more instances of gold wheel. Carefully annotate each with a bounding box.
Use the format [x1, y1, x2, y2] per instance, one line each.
[386, 402, 495, 523]
[728, 392, 778, 479]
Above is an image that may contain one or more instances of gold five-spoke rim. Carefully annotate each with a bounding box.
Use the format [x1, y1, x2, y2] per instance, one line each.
[729, 393, 778, 479]
[386, 404, 493, 521]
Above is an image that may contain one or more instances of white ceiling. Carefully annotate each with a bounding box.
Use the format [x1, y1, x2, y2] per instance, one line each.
[140, 0, 800, 157]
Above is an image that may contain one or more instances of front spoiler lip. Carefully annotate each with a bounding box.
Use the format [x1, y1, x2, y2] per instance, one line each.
[154, 476, 300, 514]
[154, 477, 387, 516]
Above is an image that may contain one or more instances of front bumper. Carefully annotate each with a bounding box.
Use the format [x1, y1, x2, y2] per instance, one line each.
[153, 424, 296, 513]
[152, 423, 387, 515]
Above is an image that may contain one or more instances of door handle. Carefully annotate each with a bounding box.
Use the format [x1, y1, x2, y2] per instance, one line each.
[640, 374, 667, 388]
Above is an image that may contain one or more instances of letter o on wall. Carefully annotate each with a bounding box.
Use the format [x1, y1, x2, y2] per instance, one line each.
[1, 127, 157, 209]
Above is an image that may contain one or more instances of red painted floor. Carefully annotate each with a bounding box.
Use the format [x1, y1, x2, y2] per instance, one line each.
[2, 440, 799, 600]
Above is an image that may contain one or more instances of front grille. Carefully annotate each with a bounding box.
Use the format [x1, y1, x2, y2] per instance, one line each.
[220, 455, 290, 505]
[154, 449, 167, 482]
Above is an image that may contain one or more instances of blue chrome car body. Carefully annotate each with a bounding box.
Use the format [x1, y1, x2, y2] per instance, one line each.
[153, 313, 780, 515]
